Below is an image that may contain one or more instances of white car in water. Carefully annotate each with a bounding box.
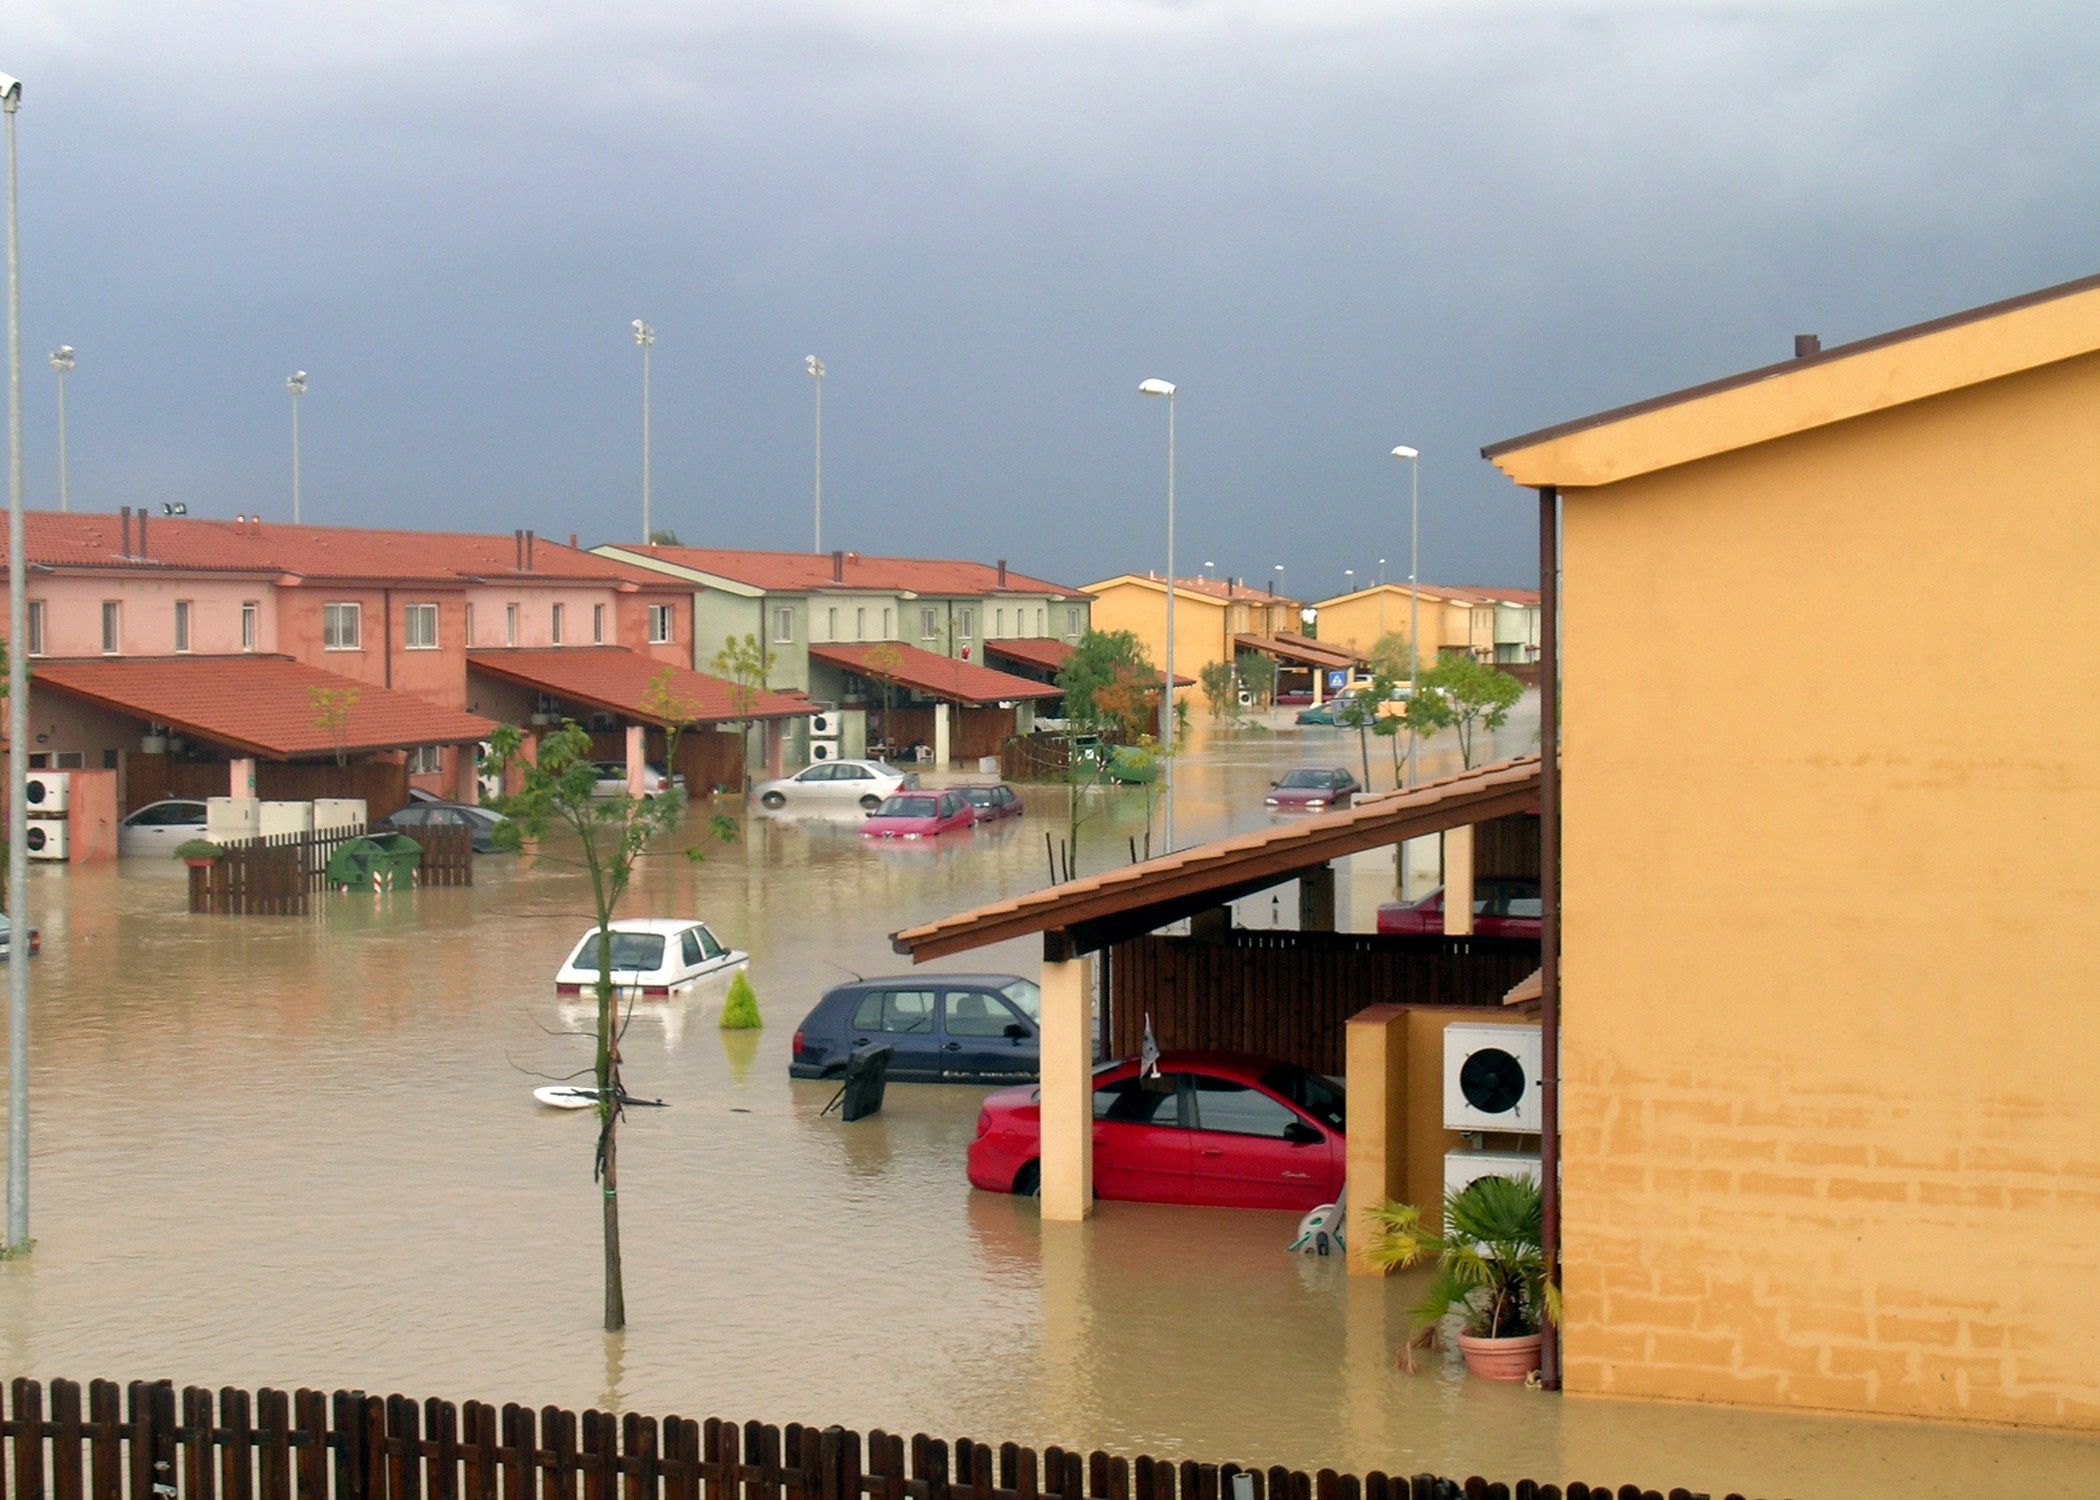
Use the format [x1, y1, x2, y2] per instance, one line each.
[751, 759, 917, 811]
[554, 918, 747, 996]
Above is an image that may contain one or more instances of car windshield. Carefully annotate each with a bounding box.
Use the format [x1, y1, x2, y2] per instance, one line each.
[961, 788, 994, 805]
[877, 795, 938, 818]
[998, 977, 1042, 1021]
[1260, 1063, 1346, 1131]
[1277, 770, 1333, 789]
[572, 932, 667, 972]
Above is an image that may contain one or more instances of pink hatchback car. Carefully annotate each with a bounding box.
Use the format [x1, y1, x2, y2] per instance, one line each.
[861, 788, 977, 839]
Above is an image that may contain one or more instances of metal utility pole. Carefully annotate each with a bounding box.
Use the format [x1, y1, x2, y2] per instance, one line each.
[1140, 378, 1176, 853]
[632, 321, 654, 543]
[286, 371, 307, 523]
[1393, 446, 1421, 784]
[806, 356, 825, 552]
[47, 345, 69, 512]
[3, 70, 31, 1255]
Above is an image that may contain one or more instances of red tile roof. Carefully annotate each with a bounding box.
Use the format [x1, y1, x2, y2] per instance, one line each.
[809, 642, 1064, 705]
[1087, 573, 1302, 606]
[4, 512, 676, 587]
[1461, 586, 1542, 605]
[466, 648, 813, 724]
[1234, 632, 1364, 669]
[31, 655, 499, 759]
[982, 637, 1195, 687]
[609, 544, 1083, 598]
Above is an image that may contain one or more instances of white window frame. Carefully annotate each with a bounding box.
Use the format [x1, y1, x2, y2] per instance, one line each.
[592, 604, 605, 645]
[241, 601, 259, 652]
[25, 600, 43, 658]
[881, 607, 892, 639]
[855, 607, 866, 640]
[404, 602, 439, 651]
[406, 745, 442, 776]
[957, 607, 974, 640]
[920, 607, 937, 641]
[323, 602, 362, 651]
[1066, 606, 1080, 637]
[647, 604, 673, 644]
[551, 603, 565, 646]
[505, 603, 519, 647]
[101, 600, 120, 655]
[174, 600, 192, 654]
[826, 607, 838, 640]
[995, 608, 1006, 638]
[772, 606, 793, 644]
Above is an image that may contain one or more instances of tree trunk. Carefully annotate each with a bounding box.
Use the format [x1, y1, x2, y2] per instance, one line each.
[602, 1112, 625, 1331]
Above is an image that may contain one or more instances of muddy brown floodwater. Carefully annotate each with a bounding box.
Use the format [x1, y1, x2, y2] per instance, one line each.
[3, 706, 2095, 1500]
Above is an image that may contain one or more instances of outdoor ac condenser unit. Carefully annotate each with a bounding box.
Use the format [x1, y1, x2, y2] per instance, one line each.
[259, 801, 315, 838]
[809, 739, 840, 762]
[1443, 1148, 1542, 1199]
[206, 797, 261, 845]
[24, 770, 70, 813]
[1443, 1021, 1543, 1133]
[24, 819, 69, 861]
[809, 707, 841, 738]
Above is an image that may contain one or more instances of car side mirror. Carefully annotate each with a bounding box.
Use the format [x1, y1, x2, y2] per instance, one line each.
[1269, 779, 1280, 788]
[1283, 1120, 1321, 1146]
[1004, 1022, 1030, 1041]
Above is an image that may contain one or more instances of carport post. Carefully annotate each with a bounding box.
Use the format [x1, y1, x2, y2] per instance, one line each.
[229, 757, 257, 798]
[1038, 936, 1094, 1221]
[933, 702, 951, 767]
[455, 744, 479, 803]
[1442, 822, 1475, 935]
[625, 723, 647, 797]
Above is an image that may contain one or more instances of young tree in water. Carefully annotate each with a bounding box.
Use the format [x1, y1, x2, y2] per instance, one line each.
[1197, 660, 1237, 721]
[1235, 650, 1276, 708]
[1055, 629, 1153, 731]
[709, 633, 776, 784]
[1406, 655, 1525, 769]
[1334, 668, 1401, 789]
[485, 709, 731, 1332]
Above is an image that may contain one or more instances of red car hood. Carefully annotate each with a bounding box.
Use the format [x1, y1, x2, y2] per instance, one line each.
[861, 815, 948, 837]
[1270, 787, 1345, 804]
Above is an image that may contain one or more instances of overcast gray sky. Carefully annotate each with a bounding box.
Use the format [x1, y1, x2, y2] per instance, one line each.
[4, 1, 2096, 591]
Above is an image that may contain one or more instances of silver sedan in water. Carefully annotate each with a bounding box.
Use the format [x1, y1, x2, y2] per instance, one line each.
[751, 760, 917, 811]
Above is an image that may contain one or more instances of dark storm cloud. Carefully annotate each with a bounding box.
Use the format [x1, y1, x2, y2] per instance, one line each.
[5, 1, 2098, 591]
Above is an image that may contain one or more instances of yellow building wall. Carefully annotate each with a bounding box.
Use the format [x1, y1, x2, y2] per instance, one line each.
[1558, 349, 2100, 1428]
[1082, 579, 1231, 702]
[1314, 587, 1467, 666]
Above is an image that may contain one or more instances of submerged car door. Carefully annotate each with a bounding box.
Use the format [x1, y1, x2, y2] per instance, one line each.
[844, 986, 942, 1077]
[938, 988, 1035, 1079]
[1187, 1073, 1335, 1210]
[1090, 1071, 1192, 1204]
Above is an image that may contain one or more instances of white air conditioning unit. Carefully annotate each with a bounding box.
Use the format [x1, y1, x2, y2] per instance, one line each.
[809, 739, 840, 762]
[809, 708, 841, 739]
[206, 796, 261, 845]
[1443, 1148, 1542, 1199]
[314, 798, 368, 832]
[24, 770, 69, 813]
[1237, 689, 1253, 708]
[1443, 1021, 1543, 1133]
[259, 801, 315, 838]
[24, 820, 69, 861]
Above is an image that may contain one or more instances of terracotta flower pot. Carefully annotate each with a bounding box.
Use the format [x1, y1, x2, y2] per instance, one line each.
[1455, 1331, 1542, 1382]
[184, 858, 216, 871]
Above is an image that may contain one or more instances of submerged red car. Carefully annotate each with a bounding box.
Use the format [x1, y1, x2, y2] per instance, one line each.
[961, 783, 1025, 822]
[967, 1051, 1346, 1211]
[1264, 767, 1362, 811]
[1376, 878, 1541, 938]
[861, 788, 976, 839]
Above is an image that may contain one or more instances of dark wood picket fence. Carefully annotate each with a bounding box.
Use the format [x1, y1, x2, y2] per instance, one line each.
[0, 1379, 1780, 1500]
[186, 821, 473, 915]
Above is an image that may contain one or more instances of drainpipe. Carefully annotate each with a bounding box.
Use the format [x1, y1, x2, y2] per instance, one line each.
[382, 587, 393, 688]
[1538, 483, 1562, 1391]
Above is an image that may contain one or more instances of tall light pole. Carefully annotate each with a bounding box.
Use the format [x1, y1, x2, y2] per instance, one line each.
[806, 355, 825, 552]
[1343, 567, 1354, 595]
[1393, 445, 1421, 785]
[286, 371, 307, 523]
[48, 345, 69, 512]
[1139, 378, 1176, 854]
[3, 71, 29, 1256]
[632, 320, 654, 543]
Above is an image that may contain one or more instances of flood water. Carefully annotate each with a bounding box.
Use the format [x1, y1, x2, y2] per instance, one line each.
[4, 702, 2095, 1500]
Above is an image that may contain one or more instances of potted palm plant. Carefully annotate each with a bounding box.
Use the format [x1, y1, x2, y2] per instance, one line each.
[1365, 1173, 1558, 1381]
[172, 838, 225, 871]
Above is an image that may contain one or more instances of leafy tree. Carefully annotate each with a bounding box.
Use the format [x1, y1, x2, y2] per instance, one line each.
[1197, 660, 1237, 721]
[1091, 661, 1162, 744]
[1055, 630, 1154, 731]
[1334, 668, 1401, 788]
[1373, 712, 1406, 786]
[485, 719, 733, 1331]
[307, 684, 360, 767]
[1365, 1174, 1559, 1363]
[1405, 655, 1524, 769]
[1369, 632, 1414, 681]
[1235, 650, 1276, 708]
[709, 634, 776, 784]
[720, 971, 761, 1030]
[648, 529, 682, 546]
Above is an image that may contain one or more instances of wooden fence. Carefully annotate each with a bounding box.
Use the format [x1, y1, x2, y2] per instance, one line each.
[1107, 931, 1541, 1076]
[187, 822, 473, 915]
[0, 1378, 1780, 1500]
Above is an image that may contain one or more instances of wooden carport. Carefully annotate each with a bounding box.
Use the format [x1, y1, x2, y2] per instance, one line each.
[891, 754, 1542, 1245]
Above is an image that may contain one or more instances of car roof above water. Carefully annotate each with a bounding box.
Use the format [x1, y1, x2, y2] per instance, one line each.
[820, 972, 1026, 997]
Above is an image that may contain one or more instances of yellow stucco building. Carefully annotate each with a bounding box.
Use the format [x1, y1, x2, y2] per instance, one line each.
[1489, 274, 2100, 1428]
[1081, 574, 1299, 698]
[1312, 583, 1486, 665]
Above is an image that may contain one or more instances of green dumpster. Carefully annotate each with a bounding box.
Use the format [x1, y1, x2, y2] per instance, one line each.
[325, 833, 423, 891]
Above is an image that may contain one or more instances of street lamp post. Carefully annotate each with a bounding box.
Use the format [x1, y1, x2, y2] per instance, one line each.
[1393, 446, 1420, 784]
[286, 371, 307, 523]
[806, 356, 825, 552]
[1139, 378, 1176, 854]
[3, 71, 29, 1256]
[48, 345, 69, 512]
[632, 321, 654, 543]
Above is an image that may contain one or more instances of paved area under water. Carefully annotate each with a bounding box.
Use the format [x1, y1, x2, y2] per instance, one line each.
[2, 705, 2094, 1499]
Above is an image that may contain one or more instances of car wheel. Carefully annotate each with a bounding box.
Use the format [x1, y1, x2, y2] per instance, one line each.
[1012, 1161, 1041, 1197]
[860, 795, 882, 810]
[761, 791, 786, 809]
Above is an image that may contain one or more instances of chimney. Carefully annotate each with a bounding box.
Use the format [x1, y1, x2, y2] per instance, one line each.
[831, 548, 845, 583]
[138, 509, 149, 558]
[514, 529, 524, 571]
[569, 532, 579, 550]
[996, 558, 1008, 588]
[1794, 333, 1821, 359]
[525, 529, 536, 571]
[120, 506, 133, 557]
[1266, 578, 1274, 596]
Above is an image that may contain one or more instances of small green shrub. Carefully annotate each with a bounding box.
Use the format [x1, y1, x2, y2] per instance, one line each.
[719, 970, 762, 1030]
[172, 838, 225, 862]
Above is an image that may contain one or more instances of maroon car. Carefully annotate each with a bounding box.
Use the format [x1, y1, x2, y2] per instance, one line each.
[961, 783, 1024, 823]
[1376, 878, 1541, 938]
[861, 788, 976, 840]
[1265, 767, 1362, 811]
